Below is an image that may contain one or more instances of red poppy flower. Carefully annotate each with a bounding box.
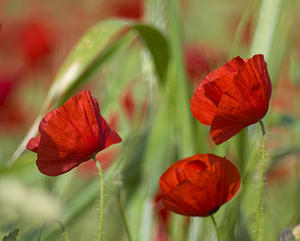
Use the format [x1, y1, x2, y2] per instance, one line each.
[26, 90, 122, 176]
[191, 54, 272, 145]
[159, 154, 240, 217]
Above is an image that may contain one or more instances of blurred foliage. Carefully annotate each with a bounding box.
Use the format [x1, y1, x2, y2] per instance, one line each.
[1, 0, 300, 241]
[2, 229, 19, 241]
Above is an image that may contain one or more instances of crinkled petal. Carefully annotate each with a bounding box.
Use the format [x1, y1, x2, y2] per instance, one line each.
[26, 134, 41, 153]
[163, 172, 219, 217]
[191, 56, 245, 125]
[35, 90, 121, 176]
[160, 154, 240, 217]
[210, 54, 271, 144]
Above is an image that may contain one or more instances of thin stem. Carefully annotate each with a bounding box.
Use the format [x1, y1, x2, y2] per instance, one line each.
[210, 215, 220, 241]
[255, 120, 266, 241]
[93, 157, 104, 241]
[117, 190, 133, 241]
[38, 221, 70, 241]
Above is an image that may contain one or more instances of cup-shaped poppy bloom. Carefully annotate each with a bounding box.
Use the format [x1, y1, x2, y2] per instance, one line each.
[191, 54, 272, 145]
[26, 90, 122, 176]
[159, 154, 240, 217]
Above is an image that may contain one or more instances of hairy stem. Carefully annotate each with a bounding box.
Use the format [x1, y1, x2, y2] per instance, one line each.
[93, 157, 104, 241]
[255, 120, 266, 241]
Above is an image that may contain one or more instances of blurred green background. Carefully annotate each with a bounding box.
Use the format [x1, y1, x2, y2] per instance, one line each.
[1, 0, 300, 241]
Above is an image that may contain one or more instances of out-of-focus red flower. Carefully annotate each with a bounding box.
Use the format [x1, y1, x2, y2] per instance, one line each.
[159, 154, 240, 217]
[121, 87, 136, 123]
[266, 153, 299, 184]
[0, 72, 26, 131]
[102, 0, 144, 20]
[154, 224, 170, 241]
[26, 90, 122, 176]
[0, 80, 13, 105]
[154, 190, 170, 227]
[230, 15, 253, 46]
[191, 54, 272, 145]
[76, 146, 119, 177]
[153, 190, 171, 241]
[108, 112, 120, 131]
[19, 20, 54, 66]
[184, 44, 221, 86]
[271, 71, 299, 115]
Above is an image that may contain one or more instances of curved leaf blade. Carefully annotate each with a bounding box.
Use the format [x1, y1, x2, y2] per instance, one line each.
[8, 19, 169, 166]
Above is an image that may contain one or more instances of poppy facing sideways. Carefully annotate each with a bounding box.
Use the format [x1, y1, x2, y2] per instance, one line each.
[191, 54, 272, 145]
[26, 90, 122, 176]
[159, 154, 240, 217]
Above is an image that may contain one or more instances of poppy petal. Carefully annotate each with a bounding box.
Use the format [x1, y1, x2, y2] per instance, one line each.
[34, 91, 121, 176]
[163, 172, 219, 217]
[210, 54, 271, 144]
[191, 56, 245, 125]
[159, 154, 240, 217]
[26, 134, 41, 153]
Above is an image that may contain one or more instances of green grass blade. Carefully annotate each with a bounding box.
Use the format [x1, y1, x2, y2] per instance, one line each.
[8, 19, 169, 166]
[250, 0, 282, 60]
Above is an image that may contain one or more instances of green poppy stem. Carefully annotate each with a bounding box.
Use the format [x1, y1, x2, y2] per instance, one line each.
[93, 157, 104, 241]
[58, 221, 70, 241]
[117, 190, 133, 241]
[210, 215, 220, 241]
[37, 220, 70, 241]
[255, 120, 266, 241]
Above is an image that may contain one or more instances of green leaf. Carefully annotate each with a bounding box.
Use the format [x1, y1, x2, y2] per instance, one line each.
[168, 0, 196, 156]
[133, 24, 169, 82]
[2, 229, 19, 241]
[8, 19, 169, 166]
[250, 0, 282, 60]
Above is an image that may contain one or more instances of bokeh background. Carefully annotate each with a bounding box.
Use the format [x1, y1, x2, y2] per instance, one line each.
[1, 0, 300, 241]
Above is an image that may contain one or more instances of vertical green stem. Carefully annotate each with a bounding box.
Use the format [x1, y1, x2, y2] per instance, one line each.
[250, 0, 282, 60]
[255, 120, 266, 241]
[93, 157, 104, 241]
[117, 191, 133, 241]
[58, 221, 71, 241]
[210, 216, 220, 241]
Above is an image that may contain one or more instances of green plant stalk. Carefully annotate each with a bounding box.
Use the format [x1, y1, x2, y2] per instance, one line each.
[168, 0, 195, 156]
[38, 221, 70, 241]
[229, 0, 258, 59]
[188, 218, 202, 241]
[210, 216, 220, 241]
[117, 191, 133, 241]
[138, 198, 153, 241]
[255, 120, 266, 241]
[93, 157, 104, 241]
[250, 0, 282, 60]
